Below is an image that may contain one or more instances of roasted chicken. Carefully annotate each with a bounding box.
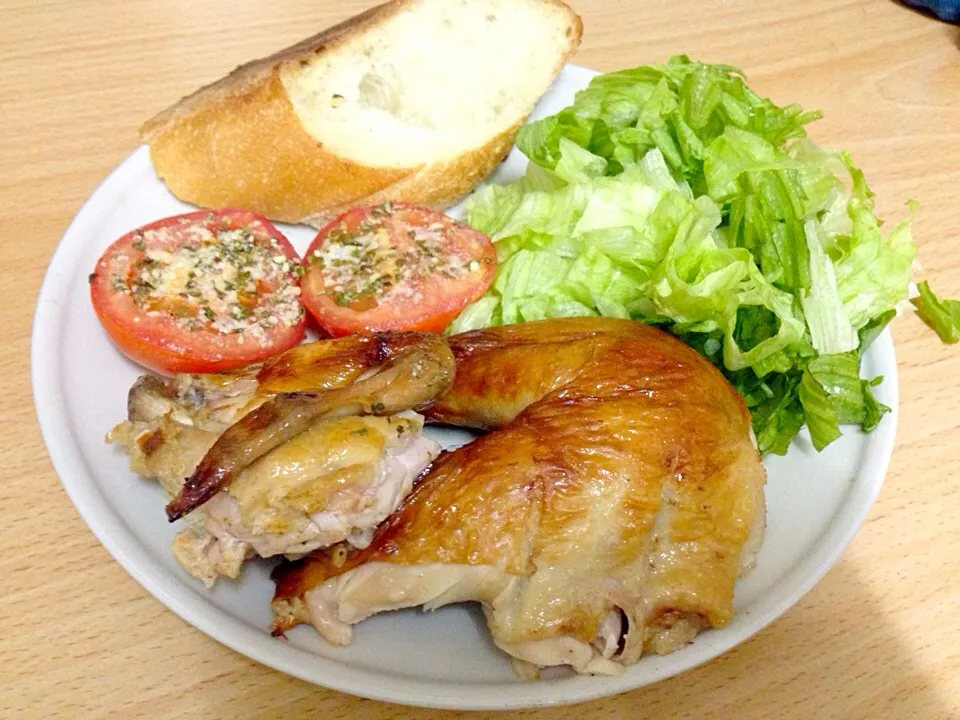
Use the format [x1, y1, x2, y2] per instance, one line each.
[271, 318, 767, 677]
[108, 332, 455, 586]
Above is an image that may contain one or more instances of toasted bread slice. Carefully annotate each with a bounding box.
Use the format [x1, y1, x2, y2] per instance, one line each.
[141, 0, 582, 226]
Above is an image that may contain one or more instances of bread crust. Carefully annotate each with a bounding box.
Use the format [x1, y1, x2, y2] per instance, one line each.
[140, 0, 582, 226]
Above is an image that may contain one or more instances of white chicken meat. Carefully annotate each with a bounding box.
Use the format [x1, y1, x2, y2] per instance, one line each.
[109, 368, 441, 587]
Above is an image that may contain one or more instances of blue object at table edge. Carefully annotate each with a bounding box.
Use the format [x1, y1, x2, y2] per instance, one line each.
[903, 0, 960, 22]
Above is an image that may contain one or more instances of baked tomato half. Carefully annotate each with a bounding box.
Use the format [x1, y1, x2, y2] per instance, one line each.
[89, 209, 306, 374]
[301, 202, 496, 336]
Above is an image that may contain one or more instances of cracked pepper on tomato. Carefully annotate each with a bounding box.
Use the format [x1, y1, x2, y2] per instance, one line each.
[300, 202, 497, 336]
[89, 209, 306, 374]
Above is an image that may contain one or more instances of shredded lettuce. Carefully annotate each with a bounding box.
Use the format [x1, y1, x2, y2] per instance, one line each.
[912, 281, 960, 343]
[801, 352, 890, 449]
[454, 56, 935, 454]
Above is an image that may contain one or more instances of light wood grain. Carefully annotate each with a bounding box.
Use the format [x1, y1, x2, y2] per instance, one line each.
[2, 1, 959, 718]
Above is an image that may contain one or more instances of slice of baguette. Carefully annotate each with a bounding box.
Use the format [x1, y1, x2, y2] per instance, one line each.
[141, 0, 582, 227]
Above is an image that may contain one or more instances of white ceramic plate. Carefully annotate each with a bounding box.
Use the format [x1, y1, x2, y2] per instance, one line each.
[32, 65, 897, 710]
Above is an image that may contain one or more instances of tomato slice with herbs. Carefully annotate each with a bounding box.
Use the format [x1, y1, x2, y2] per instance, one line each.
[301, 202, 497, 336]
[90, 209, 306, 374]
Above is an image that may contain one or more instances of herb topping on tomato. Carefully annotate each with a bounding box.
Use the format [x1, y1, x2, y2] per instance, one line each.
[301, 202, 497, 336]
[90, 209, 306, 374]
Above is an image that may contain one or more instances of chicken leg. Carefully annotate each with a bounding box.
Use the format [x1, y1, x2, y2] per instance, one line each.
[271, 318, 766, 676]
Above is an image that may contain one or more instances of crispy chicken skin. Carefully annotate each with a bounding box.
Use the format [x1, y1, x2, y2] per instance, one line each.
[165, 332, 455, 520]
[271, 318, 767, 676]
[109, 332, 454, 586]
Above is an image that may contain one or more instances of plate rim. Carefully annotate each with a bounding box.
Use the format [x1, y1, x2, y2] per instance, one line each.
[31, 63, 899, 710]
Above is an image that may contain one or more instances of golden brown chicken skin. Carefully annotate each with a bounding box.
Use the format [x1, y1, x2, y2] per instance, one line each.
[166, 332, 454, 520]
[110, 332, 455, 586]
[272, 318, 766, 676]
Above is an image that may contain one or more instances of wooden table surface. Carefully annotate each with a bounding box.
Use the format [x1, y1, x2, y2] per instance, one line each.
[3, 0, 959, 717]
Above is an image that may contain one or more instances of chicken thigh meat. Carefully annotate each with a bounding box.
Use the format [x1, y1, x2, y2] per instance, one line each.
[109, 332, 454, 586]
[271, 318, 767, 676]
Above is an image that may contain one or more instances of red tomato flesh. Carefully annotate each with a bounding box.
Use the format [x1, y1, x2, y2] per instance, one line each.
[301, 203, 497, 336]
[90, 209, 306, 374]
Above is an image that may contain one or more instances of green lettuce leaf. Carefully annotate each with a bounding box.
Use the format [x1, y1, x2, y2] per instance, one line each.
[745, 372, 806, 455]
[798, 367, 842, 451]
[806, 352, 890, 432]
[455, 56, 919, 455]
[911, 280, 960, 344]
[800, 220, 858, 354]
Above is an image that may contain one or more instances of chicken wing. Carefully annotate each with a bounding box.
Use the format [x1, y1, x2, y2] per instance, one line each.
[271, 318, 766, 676]
[108, 332, 455, 586]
